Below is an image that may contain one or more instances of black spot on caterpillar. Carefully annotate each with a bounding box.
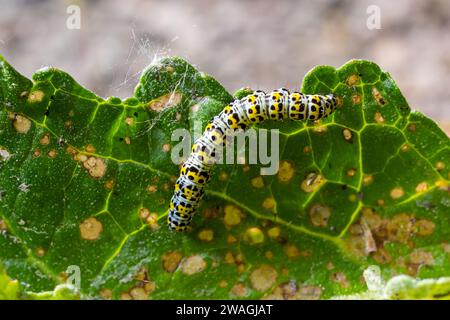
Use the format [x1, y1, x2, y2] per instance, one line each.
[168, 88, 340, 232]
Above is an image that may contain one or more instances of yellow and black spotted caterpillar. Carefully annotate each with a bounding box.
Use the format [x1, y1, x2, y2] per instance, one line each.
[168, 88, 340, 232]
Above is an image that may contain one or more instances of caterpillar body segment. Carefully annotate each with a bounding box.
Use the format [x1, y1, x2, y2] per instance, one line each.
[168, 88, 339, 232]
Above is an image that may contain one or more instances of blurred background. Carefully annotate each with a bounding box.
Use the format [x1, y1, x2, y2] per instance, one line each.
[0, 0, 449, 127]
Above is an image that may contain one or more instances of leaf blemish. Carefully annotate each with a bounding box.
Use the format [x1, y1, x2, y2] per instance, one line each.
[262, 197, 276, 211]
[223, 204, 243, 228]
[372, 87, 386, 106]
[39, 134, 50, 145]
[346, 74, 360, 86]
[250, 265, 277, 292]
[198, 229, 214, 242]
[352, 94, 361, 104]
[148, 92, 182, 112]
[12, 114, 31, 134]
[79, 217, 103, 241]
[342, 128, 353, 142]
[82, 156, 107, 178]
[181, 255, 207, 275]
[346, 168, 356, 177]
[331, 272, 350, 288]
[390, 187, 405, 199]
[162, 251, 183, 273]
[27, 90, 44, 103]
[284, 244, 301, 259]
[277, 160, 294, 183]
[301, 172, 325, 193]
[0, 147, 11, 161]
[309, 204, 331, 228]
[47, 149, 57, 158]
[244, 227, 265, 245]
[231, 282, 247, 297]
[251, 176, 265, 188]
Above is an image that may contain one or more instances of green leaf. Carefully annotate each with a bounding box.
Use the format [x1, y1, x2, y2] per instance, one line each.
[0, 263, 20, 299]
[0, 262, 79, 300]
[0, 55, 449, 300]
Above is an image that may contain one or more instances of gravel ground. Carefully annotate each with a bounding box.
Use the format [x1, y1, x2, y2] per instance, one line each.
[1, 0, 449, 123]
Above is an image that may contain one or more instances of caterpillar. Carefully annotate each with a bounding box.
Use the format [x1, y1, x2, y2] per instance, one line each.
[168, 88, 340, 232]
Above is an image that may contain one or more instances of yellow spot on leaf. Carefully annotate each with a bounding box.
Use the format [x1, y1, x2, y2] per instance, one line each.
[47, 150, 57, 158]
[267, 227, 281, 239]
[346, 74, 360, 86]
[342, 128, 353, 141]
[374, 111, 385, 123]
[162, 144, 170, 153]
[413, 219, 435, 237]
[129, 287, 148, 300]
[125, 117, 134, 126]
[227, 234, 237, 244]
[284, 244, 300, 259]
[33, 149, 41, 157]
[415, 182, 429, 193]
[0, 220, 7, 231]
[277, 160, 294, 183]
[148, 92, 182, 112]
[313, 125, 327, 134]
[99, 289, 112, 300]
[435, 161, 445, 171]
[386, 213, 414, 244]
[120, 292, 132, 300]
[162, 251, 183, 273]
[79, 217, 103, 241]
[244, 227, 265, 245]
[409, 250, 434, 267]
[139, 208, 150, 220]
[346, 168, 356, 177]
[331, 272, 350, 288]
[146, 213, 159, 231]
[250, 265, 278, 292]
[262, 197, 276, 210]
[372, 87, 386, 106]
[352, 94, 361, 104]
[105, 179, 115, 190]
[301, 172, 325, 193]
[198, 229, 214, 242]
[85, 144, 96, 153]
[408, 123, 417, 132]
[251, 176, 265, 188]
[223, 204, 242, 227]
[27, 90, 44, 103]
[181, 255, 207, 275]
[363, 174, 374, 185]
[36, 247, 45, 257]
[309, 204, 331, 227]
[231, 283, 247, 297]
[40, 134, 50, 145]
[219, 171, 228, 181]
[83, 157, 107, 178]
[12, 115, 31, 134]
[390, 187, 405, 199]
